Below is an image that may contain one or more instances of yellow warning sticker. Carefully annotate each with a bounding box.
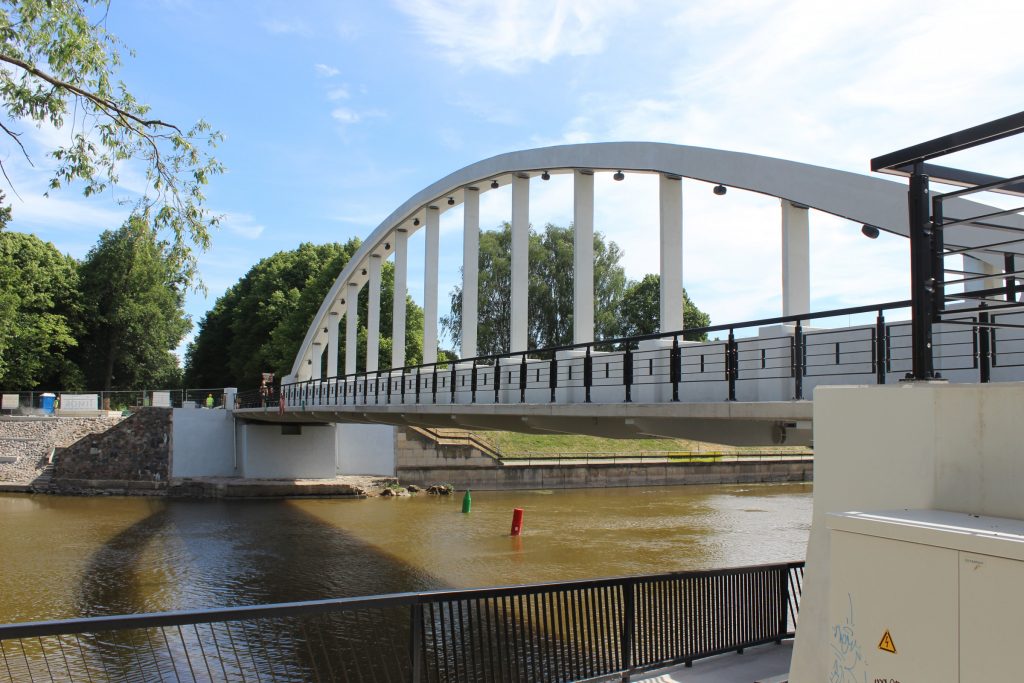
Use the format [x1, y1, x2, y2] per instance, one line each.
[878, 629, 897, 654]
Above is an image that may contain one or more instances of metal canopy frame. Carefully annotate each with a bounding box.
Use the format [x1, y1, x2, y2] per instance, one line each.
[872, 110, 1024, 380]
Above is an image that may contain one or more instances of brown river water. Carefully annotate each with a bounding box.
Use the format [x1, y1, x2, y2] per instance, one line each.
[0, 483, 812, 625]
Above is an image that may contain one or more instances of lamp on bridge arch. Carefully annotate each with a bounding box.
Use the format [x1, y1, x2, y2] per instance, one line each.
[861, 224, 881, 239]
[713, 184, 728, 196]
[490, 179, 499, 189]
[447, 196, 455, 205]
[613, 170, 625, 181]
[541, 171, 550, 180]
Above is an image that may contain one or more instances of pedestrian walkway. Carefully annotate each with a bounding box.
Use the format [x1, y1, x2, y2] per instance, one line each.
[634, 641, 791, 682]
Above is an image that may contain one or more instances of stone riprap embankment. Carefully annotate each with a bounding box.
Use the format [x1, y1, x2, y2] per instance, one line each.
[0, 416, 124, 488]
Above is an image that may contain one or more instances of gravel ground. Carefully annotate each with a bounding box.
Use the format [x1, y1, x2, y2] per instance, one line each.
[0, 416, 124, 485]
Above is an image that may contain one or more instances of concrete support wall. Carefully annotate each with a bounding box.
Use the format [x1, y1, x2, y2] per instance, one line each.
[462, 188, 480, 358]
[236, 422, 337, 479]
[511, 175, 530, 352]
[336, 424, 396, 476]
[781, 200, 810, 317]
[171, 408, 236, 478]
[397, 459, 811, 491]
[790, 382, 1024, 682]
[659, 175, 683, 333]
[574, 170, 595, 344]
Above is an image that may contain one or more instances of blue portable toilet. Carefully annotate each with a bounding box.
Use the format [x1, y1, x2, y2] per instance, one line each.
[40, 392, 56, 414]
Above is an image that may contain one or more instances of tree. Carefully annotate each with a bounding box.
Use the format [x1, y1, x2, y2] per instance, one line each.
[184, 242, 426, 388]
[442, 223, 629, 355]
[0, 1, 222, 284]
[616, 274, 710, 341]
[74, 216, 191, 389]
[0, 228, 81, 389]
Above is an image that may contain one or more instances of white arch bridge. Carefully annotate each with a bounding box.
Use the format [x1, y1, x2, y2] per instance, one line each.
[235, 143, 1024, 446]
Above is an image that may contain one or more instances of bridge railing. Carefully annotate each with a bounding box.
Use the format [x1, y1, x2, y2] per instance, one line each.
[0, 561, 804, 683]
[255, 297, 1024, 413]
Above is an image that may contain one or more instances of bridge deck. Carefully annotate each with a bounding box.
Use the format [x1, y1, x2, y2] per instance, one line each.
[234, 400, 814, 446]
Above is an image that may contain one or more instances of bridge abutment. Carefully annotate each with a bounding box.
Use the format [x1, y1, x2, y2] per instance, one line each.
[790, 381, 1024, 682]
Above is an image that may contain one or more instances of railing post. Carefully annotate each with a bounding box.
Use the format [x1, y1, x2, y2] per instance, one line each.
[777, 567, 791, 642]
[342, 378, 348, 406]
[623, 347, 633, 403]
[432, 366, 438, 404]
[793, 321, 804, 400]
[979, 305, 991, 383]
[387, 371, 393, 404]
[584, 345, 593, 403]
[549, 355, 558, 403]
[375, 371, 381, 405]
[450, 362, 457, 404]
[520, 355, 527, 403]
[670, 335, 681, 402]
[1005, 253, 1017, 302]
[875, 310, 886, 385]
[726, 329, 737, 402]
[415, 367, 421, 404]
[400, 368, 406, 403]
[410, 602, 423, 683]
[909, 164, 937, 379]
[363, 375, 368, 405]
[620, 579, 635, 681]
[471, 360, 478, 403]
[494, 359, 501, 403]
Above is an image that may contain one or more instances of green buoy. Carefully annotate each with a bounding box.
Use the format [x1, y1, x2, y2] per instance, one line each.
[462, 490, 472, 513]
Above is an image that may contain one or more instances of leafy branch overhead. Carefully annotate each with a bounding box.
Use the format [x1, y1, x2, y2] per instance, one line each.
[0, 0, 223, 283]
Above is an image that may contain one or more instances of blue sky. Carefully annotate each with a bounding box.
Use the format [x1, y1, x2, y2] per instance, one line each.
[7, 0, 1024, 362]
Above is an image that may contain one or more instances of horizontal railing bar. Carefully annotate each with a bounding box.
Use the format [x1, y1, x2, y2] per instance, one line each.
[0, 561, 803, 641]
[938, 204, 1024, 229]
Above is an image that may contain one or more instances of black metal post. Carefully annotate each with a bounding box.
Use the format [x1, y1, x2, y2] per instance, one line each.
[432, 367, 438, 404]
[726, 330, 737, 401]
[520, 355, 527, 403]
[777, 568, 791, 643]
[471, 360, 478, 403]
[549, 355, 558, 403]
[620, 580, 635, 681]
[584, 346, 593, 404]
[375, 371, 381, 404]
[494, 360, 501, 403]
[623, 347, 633, 403]
[387, 372, 393, 404]
[793, 322, 804, 400]
[363, 375, 368, 405]
[414, 367, 421, 404]
[1006, 253, 1017, 302]
[931, 195, 945, 321]
[875, 311, 887, 385]
[909, 164, 937, 379]
[410, 603, 423, 683]
[670, 336, 681, 402]
[451, 363, 457, 404]
[400, 369, 406, 403]
[979, 305, 991, 383]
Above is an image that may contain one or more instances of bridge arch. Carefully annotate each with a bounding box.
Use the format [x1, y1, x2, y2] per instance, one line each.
[287, 142, 1023, 383]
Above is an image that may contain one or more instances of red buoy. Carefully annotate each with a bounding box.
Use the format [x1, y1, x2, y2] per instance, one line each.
[510, 508, 524, 536]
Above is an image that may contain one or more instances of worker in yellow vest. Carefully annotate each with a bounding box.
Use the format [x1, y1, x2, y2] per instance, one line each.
[205, 393, 214, 409]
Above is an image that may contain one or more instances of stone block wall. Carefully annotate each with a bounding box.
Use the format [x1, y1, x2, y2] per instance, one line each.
[395, 427, 499, 469]
[53, 408, 171, 489]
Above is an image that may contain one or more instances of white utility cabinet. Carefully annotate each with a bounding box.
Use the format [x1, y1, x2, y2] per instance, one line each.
[827, 509, 1024, 683]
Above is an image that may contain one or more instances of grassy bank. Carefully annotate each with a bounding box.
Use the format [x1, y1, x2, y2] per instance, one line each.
[481, 431, 811, 458]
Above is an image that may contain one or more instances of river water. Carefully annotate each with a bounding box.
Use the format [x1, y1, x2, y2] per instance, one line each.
[0, 483, 811, 626]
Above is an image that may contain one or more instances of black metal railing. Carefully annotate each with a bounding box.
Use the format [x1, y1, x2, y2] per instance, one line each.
[872, 109, 1024, 380]
[234, 297, 1024, 414]
[0, 561, 803, 683]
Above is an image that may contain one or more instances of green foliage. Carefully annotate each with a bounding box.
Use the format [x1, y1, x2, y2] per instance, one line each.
[0, 0, 223, 285]
[73, 216, 191, 389]
[0, 228, 81, 389]
[617, 274, 710, 341]
[441, 223, 706, 353]
[184, 242, 426, 388]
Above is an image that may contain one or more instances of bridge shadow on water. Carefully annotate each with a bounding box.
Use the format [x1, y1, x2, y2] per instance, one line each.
[72, 499, 448, 681]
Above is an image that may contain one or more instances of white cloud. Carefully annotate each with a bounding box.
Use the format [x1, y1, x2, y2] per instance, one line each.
[394, 0, 636, 73]
[219, 212, 266, 240]
[326, 86, 351, 101]
[261, 18, 311, 35]
[314, 63, 340, 78]
[331, 108, 361, 124]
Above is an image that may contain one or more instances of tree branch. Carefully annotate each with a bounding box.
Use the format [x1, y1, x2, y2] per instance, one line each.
[0, 120, 32, 165]
[0, 53, 182, 134]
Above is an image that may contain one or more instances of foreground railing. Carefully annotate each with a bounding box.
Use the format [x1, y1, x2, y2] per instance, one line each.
[0, 562, 803, 682]
[238, 297, 1024, 413]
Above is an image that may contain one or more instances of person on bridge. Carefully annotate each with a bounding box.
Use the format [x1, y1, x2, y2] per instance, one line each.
[205, 393, 214, 409]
